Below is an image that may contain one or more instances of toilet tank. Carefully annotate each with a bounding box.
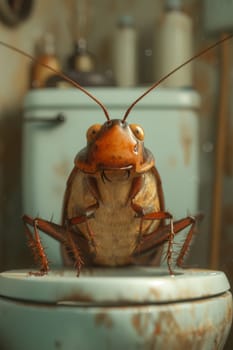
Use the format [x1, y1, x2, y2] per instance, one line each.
[23, 87, 200, 265]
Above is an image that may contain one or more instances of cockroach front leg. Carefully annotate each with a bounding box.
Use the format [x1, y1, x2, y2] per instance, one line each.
[23, 218, 49, 275]
[22, 215, 85, 276]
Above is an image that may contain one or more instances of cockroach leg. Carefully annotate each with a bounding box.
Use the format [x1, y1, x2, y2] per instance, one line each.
[68, 203, 98, 226]
[128, 175, 144, 205]
[68, 205, 98, 250]
[22, 214, 86, 274]
[66, 230, 84, 276]
[133, 214, 203, 273]
[142, 211, 175, 275]
[33, 220, 50, 274]
[128, 174, 173, 253]
[85, 220, 98, 251]
[176, 216, 196, 268]
[136, 210, 172, 246]
[166, 217, 175, 276]
[22, 215, 68, 244]
[24, 219, 49, 275]
[68, 214, 89, 225]
[101, 170, 111, 183]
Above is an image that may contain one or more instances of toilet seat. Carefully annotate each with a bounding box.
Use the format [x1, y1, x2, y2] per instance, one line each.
[0, 267, 230, 304]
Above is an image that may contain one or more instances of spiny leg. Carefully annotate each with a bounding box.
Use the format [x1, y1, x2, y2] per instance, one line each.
[133, 214, 203, 272]
[66, 229, 84, 276]
[165, 217, 175, 276]
[24, 219, 49, 275]
[136, 215, 202, 250]
[133, 205, 177, 274]
[176, 216, 196, 268]
[141, 211, 176, 275]
[64, 209, 98, 272]
[23, 214, 87, 275]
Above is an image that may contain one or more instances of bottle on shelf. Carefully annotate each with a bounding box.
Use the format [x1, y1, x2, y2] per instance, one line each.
[112, 15, 138, 87]
[68, 37, 95, 73]
[155, 0, 193, 88]
[31, 33, 61, 89]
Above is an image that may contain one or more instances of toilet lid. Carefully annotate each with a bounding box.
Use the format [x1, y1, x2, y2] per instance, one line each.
[0, 267, 230, 305]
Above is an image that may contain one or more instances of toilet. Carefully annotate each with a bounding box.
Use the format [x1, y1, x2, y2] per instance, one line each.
[0, 88, 232, 349]
[0, 268, 232, 349]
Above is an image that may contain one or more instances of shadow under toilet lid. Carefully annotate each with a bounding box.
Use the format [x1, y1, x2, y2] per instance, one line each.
[0, 267, 230, 304]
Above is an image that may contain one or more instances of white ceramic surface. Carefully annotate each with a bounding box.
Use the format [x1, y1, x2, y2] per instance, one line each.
[0, 267, 230, 304]
[0, 268, 232, 350]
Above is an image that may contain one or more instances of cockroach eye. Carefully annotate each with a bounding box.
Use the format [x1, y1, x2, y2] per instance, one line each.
[86, 124, 102, 142]
[130, 124, 144, 141]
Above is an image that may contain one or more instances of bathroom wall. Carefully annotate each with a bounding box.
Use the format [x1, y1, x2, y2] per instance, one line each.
[0, 0, 166, 271]
[0, 2, 232, 345]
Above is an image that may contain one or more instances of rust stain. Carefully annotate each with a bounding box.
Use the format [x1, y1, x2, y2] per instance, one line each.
[53, 159, 70, 178]
[149, 287, 160, 299]
[153, 323, 161, 335]
[180, 120, 193, 166]
[131, 313, 150, 336]
[157, 310, 180, 333]
[95, 312, 113, 328]
[53, 159, 71, 195]
[153, 309, 225, 349]
[131, 313, 143, 336]
[168, 155, 177, 168]
[61, 292, 93, 303]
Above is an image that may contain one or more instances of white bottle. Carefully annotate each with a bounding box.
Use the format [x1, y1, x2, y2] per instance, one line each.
[156, 0, 193, 88]
[112, 15, 137, 87]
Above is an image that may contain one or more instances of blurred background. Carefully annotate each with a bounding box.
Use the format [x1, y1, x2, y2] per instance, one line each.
[0, 0, 232, 345]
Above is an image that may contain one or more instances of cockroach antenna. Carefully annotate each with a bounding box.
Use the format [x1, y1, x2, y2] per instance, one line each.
[122, 33, 233, 122]
[0, 40, 111, 121]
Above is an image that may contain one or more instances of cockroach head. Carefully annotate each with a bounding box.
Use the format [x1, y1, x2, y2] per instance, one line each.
[75, 119, 154, 174]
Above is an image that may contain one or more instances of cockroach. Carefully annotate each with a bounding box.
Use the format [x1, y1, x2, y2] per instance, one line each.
[0, 34, 232, 276]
